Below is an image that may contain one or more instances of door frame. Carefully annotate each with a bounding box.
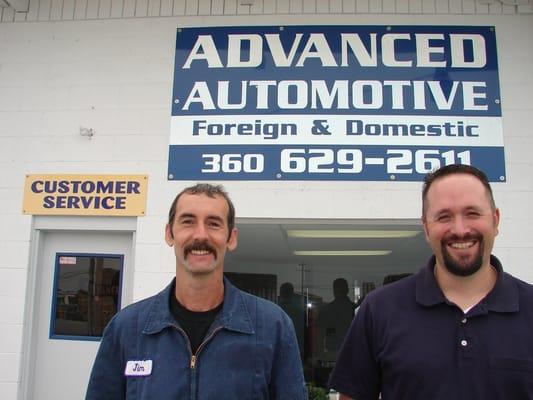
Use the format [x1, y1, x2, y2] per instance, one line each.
[17, 216, 137, 400]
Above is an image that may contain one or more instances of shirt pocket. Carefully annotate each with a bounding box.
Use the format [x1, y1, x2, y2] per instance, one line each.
[489, 358, 533, 400]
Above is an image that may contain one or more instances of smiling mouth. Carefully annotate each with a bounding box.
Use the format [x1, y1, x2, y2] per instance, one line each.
[448, 241, 476, 250]
[184, 241, 216, 258]
[189, 249, 211, 256]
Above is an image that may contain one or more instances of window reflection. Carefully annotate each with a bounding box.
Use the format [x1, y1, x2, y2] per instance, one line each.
[278, 282, 306, 356]
[317, 279, 356, 360]
[224, 270, 415, 391]
[52, 253, 123, 339]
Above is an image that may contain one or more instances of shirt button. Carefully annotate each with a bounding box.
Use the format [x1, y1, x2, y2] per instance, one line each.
[461, 340, 468, 347]
[461, 318, 467, 324]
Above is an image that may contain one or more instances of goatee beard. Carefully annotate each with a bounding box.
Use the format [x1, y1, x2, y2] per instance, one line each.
[441, 234, 484, 277]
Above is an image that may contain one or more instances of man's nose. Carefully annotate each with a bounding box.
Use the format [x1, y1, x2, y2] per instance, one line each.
[450, 216, 470, 236]
[192, 222, 209, 239]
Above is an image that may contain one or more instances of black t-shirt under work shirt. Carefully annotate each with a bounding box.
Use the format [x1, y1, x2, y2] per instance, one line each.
[170, 290, 222, 355]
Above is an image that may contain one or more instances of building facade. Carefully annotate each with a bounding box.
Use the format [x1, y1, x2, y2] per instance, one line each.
[1, 0, 532, 398]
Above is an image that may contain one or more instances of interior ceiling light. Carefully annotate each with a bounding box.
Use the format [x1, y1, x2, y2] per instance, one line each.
[287, 230, 421, 239]
[294, 250, 392, 256]
[478, 0, 529, 4]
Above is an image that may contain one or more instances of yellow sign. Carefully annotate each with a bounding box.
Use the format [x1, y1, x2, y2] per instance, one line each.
[23, 174, 148, 216]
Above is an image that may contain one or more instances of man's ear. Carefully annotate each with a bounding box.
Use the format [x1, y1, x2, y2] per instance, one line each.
[227, 228, 238, 251]
[493, 208, 500, 236]
[421, 216, 430, 242]
[165, 224, 174, 246]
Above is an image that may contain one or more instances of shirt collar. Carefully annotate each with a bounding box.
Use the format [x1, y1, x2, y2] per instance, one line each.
[143, 277, 255, 335]
[216, 277, 255, 334]
[416, 255, 519, 313]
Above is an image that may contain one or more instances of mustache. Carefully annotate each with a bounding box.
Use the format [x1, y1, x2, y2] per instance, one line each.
[442, 232, 482, 243]
[184, 240, 217, 258]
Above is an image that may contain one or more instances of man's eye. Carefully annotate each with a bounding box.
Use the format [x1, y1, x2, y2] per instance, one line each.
[208, 221, 222, 228]
[436, 215, 450, 222]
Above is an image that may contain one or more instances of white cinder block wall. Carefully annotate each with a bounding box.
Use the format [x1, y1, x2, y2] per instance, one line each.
[1, 0, 532, 398]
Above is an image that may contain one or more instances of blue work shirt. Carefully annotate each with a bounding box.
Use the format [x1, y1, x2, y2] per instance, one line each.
[86, 278, 307, 400]
[329, 255, 533, 400]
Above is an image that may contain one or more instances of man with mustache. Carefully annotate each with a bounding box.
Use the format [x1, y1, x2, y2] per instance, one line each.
[86, 184, 306, 399]
[328, 164, 533, 400]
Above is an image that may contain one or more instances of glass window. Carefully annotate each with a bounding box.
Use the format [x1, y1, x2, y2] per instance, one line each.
[225, 272, 277, 302]
[225, 220, 432, 392]
[50, 253, 123, 340]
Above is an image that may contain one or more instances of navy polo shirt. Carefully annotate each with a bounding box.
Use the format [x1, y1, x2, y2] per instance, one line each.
[328, 255, 533, 400]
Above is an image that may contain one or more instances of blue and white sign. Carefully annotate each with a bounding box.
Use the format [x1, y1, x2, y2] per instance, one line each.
[169, 25, 505, 181]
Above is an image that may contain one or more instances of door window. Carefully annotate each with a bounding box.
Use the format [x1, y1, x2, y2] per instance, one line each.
[50, 253, 123, 340]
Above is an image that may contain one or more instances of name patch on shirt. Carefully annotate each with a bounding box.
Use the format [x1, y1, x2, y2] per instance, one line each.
[124, 360, 153, 377]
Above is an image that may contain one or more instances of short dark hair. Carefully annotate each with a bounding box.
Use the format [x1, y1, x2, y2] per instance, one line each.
[167, 183, 236, 239]
[280, 282, 295, 298]
[422, 164, 496, 218]
[333, 278, 349, 298]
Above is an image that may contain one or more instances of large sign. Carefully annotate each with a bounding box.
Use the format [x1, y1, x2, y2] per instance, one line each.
[23, 174, 148, 216]
[169, 25, 505, 181]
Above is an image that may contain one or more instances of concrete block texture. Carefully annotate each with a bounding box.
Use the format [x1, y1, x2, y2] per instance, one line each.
[0, 6, 531, 400]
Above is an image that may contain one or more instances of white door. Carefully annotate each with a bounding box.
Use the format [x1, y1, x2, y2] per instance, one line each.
[30, 230, 132, 400]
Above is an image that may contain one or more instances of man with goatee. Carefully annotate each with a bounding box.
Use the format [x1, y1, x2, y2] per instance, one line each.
[329, 164, 533, 400]
[86, 183, 306, 400]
